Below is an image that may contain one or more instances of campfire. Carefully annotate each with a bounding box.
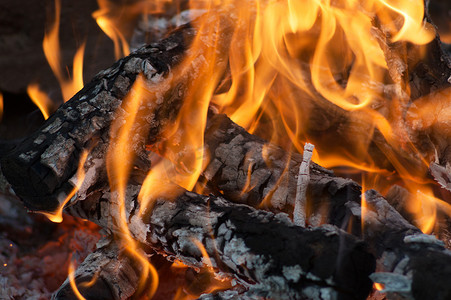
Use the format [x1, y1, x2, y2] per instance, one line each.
[1, 0, 451, 299]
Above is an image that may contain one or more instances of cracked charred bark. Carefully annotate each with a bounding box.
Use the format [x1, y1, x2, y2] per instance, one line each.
[0, 17, 233, 212]
[65, 183, 375, 300]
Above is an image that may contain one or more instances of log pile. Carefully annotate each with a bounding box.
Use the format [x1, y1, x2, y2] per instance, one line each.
[2, 3, 451, 300]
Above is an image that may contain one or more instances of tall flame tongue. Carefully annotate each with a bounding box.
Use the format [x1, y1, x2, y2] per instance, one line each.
[43, 0, 85, 103]
[107, 75, 159, 298]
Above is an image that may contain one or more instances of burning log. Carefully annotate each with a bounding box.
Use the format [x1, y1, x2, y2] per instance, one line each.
[3, 3, 451, 299]
[0, 16, 233, 212]
[203, 113, 451, 299]
[65, 183, 375, 300]
[53, 237, 141, 300]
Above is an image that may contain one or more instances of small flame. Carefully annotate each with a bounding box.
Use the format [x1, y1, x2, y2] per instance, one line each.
[94, 15, 130, 60]
[186, 238, 232, 295]
[374, 282, 384, 291]
[171, 260, 189, 269]
[27, 84, 52, 120]
[43, 0, 85, 102]
[0, 92, 3, 122]
[93, 0, 172, 60]
[191, 239, 214, 271]
[68, 259, 87, 300]
[42, 150, 89, 223]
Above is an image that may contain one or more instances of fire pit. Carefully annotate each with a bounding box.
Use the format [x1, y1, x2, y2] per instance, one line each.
[2, 0, 451, 299]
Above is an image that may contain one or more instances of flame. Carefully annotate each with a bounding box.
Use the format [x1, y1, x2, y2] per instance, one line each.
[92, 0, 173, 60]
[0, 92, 3, 122]
[42, 150, 89, 223]
[171, 260, 189, 269]
[138, 7, 229, 213]
[94, 15, 130, 60]
[54, 0, 450, 296]
[43, 0, 85, 102]
[107, 74, 158, 298]
[68, 258, 87, 300]
[374, 282, 385, 291]
[186, 239, 231, 295]
[27, 84, 53, 120]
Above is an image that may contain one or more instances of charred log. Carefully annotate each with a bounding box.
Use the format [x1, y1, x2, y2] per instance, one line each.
[66, 183, 375, 300]
[203, 113, 451, 299]
[0, 17, 233, 212]
[53, 237, 141, 300]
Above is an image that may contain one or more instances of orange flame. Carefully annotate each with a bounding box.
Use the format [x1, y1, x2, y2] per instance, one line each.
[27, 84, 53, 120]
[107, 74, 158, 298]
[59, 0, 447, 296]
[43, 0, 85, 102]
[374, 282, 385, 291]
[0, 92, 3, 122]
[68, 258, 87, 300]
[92, 0, 173, 60]
[42, 150, 89, 223]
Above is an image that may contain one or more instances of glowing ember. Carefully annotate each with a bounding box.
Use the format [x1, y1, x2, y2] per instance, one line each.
[374, 282, 385, 291]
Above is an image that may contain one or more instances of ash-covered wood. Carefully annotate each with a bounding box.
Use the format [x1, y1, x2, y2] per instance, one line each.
[348, 190, 451, 300]
[0, 16, 233, 212]
[203, 112, 358, 219]
[52, 237, 141, 300]
[203, 114, 451, 299]
[66, 184, 375, 300]
[0, 24, 192, 211]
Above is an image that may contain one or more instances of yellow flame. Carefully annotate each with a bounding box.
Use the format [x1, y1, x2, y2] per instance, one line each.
[43, 0, 85, 102]
[27, 84, 52, 120]
[94, 15, 130, 60]
[107, 74, 158, 298]
[93, 0, 172, 60]
[42, 150, 89, 223]
[68, 259, 87, 300]
[76, 0, 446, 294]
[374, 282, 385, 291]
[192, 239, 214, 271]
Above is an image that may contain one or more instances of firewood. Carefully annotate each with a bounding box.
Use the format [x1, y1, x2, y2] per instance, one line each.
[0, 21, 192, 211]
[65, 183, 375, 300]
[0, 16, 233, 212]
[52, 237, 141, 300]
[203, 113, 451, 299]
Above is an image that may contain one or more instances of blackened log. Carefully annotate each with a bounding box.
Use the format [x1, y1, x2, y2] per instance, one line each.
[0, 16, 233, 212]
[203, 113, 451, 299]
[348, 190, 451, 300]
[52, 237, 141, 300]
[66, 184, 375, 300]
[0, 24, 192, 211]
[203, 112, 358, 216]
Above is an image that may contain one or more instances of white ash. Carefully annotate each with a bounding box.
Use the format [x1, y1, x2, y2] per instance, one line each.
[370, 272, 412, 297]
[40, 134, 75, 178]
[33, 134, 46, 145]
[282, 265, 303, 282]
[294, 143, 314, 227]
[403, 234, 446, 247]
